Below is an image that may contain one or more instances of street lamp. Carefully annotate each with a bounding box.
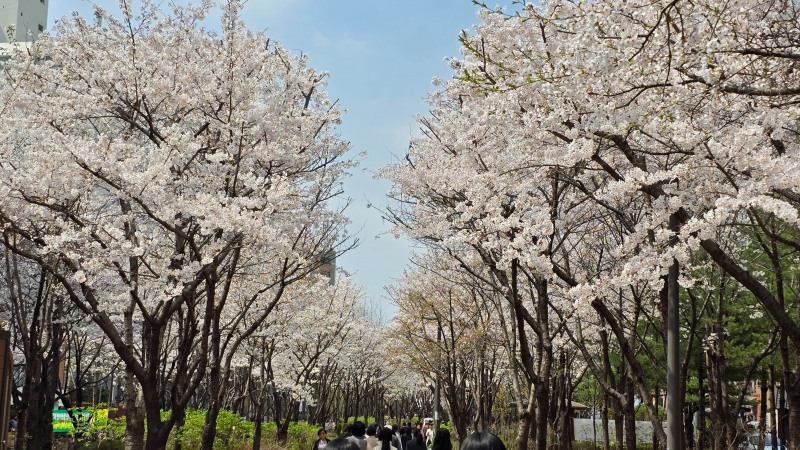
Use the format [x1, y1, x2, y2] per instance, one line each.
[0, 325, 12, 450]
[667, 212, 681, 450]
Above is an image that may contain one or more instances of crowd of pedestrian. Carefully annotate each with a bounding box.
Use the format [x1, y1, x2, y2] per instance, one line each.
[314, 419, 505, 450]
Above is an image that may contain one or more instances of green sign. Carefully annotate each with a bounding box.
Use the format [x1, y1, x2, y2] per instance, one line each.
[53, 409, 96, 434]
[53, 409, 76, 433]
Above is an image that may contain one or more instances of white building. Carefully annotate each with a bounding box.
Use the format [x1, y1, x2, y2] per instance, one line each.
[0, 0, 48, 43]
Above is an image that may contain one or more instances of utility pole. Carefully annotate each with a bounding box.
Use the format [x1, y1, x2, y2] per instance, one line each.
[434, 326, 442, 433]
[667, 212, 682, 450]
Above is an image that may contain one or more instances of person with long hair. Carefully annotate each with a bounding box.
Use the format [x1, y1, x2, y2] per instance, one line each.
[431, 429, 451, 450]
[460, 432, 506, 450]
[405, 428, 426, 450]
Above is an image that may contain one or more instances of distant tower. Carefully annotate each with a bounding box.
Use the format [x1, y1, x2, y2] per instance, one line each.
[0, 0, 48, 43]
[316, 249, 337, 285]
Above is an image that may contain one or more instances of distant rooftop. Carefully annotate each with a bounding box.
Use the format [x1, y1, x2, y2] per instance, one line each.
[0, 0, 49, 44]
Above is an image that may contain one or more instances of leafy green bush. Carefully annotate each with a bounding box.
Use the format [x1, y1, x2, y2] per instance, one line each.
[74, 411, 320, 450]
[79, 439, 125, 450]
[285, 422, 321, 450]
[345, 416, 377, 424]
[165, 409, 255, 450]
[74, 409, 126, 449]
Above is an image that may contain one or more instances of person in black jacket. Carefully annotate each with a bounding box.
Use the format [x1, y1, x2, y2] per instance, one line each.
[313, 429, 330, 450]
[431, 429, 451, 450]
[400, 425, 412, 450]
[404, 428, 426, 450]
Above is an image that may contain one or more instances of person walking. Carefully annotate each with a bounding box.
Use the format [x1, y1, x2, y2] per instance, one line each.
[347, 421, 368, 450]
[366, 423, 380, 450]
[391, 424, 403, 450]
[431, 429, 451, 450]
[423, 422, 434, 449]
[377, 426, 398, 450]
[405, 429, 426, 450]
[400, 425, 412, 450]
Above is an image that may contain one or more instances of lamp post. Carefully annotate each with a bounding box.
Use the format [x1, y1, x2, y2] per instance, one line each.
[0, 324, 12, 450]
[434, 325, 441, 433]
[667, 212, 682, 450]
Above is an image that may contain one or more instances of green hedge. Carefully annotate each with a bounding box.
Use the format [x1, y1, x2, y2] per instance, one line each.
[74, 410, 320, 450]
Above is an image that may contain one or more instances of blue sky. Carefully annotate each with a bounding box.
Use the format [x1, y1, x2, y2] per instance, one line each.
[48, 0, 511, 317]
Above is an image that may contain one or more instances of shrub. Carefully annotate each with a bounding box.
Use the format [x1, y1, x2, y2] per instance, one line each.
[74, 411, 320, 450]
[286, 422, 321, 450]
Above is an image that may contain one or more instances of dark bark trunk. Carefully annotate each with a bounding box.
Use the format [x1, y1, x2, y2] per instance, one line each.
[653, 387, 660, 450]
[534, 378, 549, 450]
[533, 278, 551, 450]
[787, 383, 800, 450]
[200, 359, 222, 450]
[592, 299, 667, 443]
[277, 397, 297, 443]
[17, 356, 36, 450]
[124, 368, 145, 450]
[201, 401, 222, 450]
[612, 395, 624, 450]
[707, 352, 723, 450]
[24, 360, 45, 450]
[253, 399, 265, 450]
[173, 412, 186, 450]
[26, 326, 58, 450]
[514, 386, 535, 450]
[144, 378, 174, 450]
[624, 382, 637, 450]
[15, 269, 48, 450]
[698, 359, 706, 450]
[602, 393, 610, 450]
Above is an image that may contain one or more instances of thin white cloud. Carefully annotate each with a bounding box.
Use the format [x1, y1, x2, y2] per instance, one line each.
[310, 31, 370, 56]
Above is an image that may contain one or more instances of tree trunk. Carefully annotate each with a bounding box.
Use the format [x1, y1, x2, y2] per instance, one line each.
[27, 342, 57, 450]
[787, 384, 800, 450]
[602, 393, 610, 450]
[24, 362, 44, 450]
[514, 387, 535, 450]
[173, 412, 186, 450]
[17, 356, 36, 450]
[277, 397, 297, 443]
[200, 356, 223, 450]
[253, 398, 265, 450]
[624, 382, 637, 450]
[707, 349, 727, 450]
[124, 369, 145, 450]
[201, 401, 222, 450]
[612, 395, 624, 450]
[534, 377, 550, 450]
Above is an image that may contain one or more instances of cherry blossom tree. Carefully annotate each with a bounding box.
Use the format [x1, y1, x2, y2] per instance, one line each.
[384, 0, 800, 448]
[0, 1, 354, 449]
[260, 276, 364, 442]
[0, 248, 66, 450]
[387, 252, 506, 442]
